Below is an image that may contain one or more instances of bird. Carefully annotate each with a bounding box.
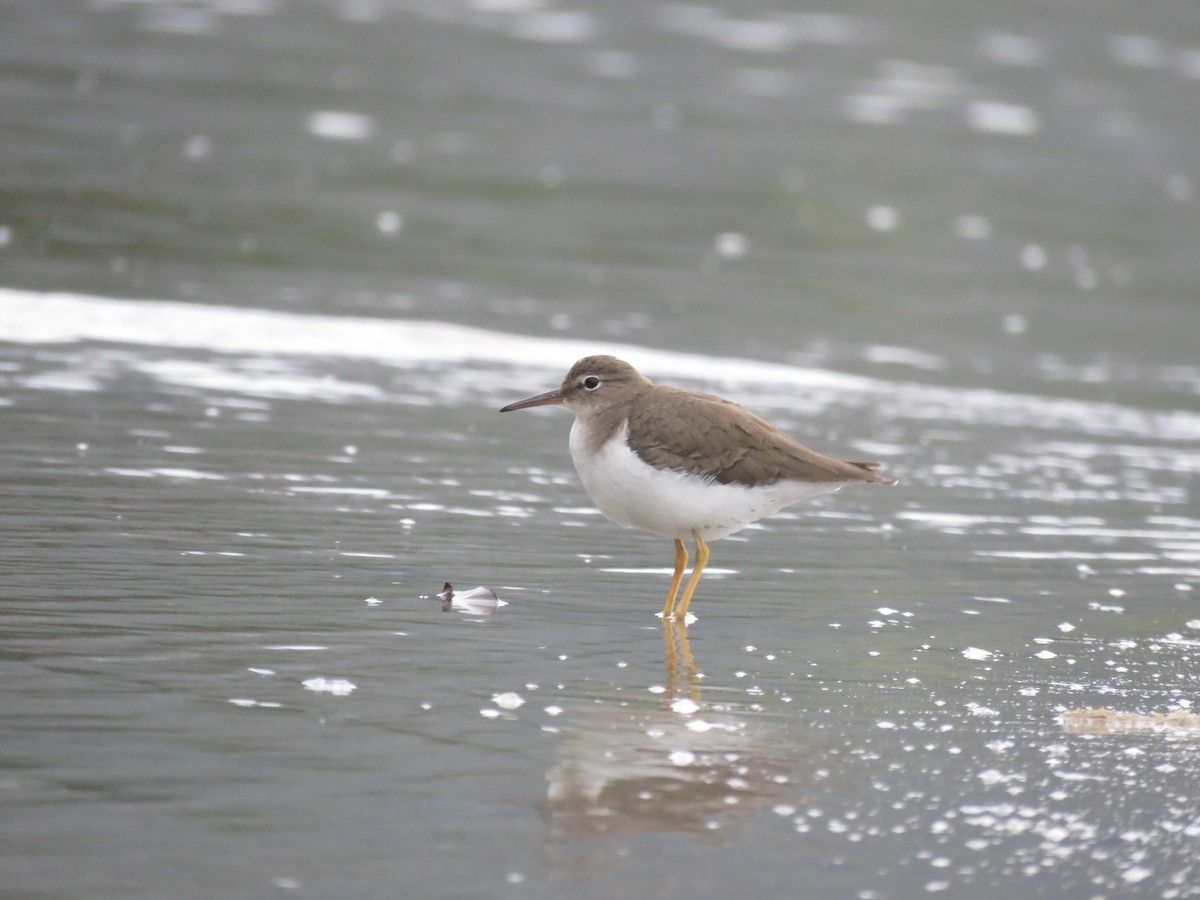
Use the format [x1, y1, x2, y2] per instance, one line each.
[500, 355, 895, 620]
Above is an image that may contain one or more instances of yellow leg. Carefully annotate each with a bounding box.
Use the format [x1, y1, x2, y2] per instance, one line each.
[662, 538, 687, 619]
[673, 531, 709, 621]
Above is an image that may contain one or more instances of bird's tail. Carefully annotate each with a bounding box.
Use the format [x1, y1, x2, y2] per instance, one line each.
[848, 461, 898, 485]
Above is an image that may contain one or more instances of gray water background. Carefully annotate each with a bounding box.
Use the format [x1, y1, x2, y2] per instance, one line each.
[2, 1, 1199, 898]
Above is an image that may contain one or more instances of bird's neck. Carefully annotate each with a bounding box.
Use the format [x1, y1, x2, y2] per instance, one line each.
[569, 408, 629, 460]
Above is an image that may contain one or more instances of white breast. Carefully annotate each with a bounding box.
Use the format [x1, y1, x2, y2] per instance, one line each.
[568, 419, 842, 541]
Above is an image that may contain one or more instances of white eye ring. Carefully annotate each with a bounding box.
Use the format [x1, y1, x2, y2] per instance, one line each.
[582, 375, 601, 390]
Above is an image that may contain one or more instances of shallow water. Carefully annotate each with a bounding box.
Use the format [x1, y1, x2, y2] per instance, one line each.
[2, 2, 1199, 898]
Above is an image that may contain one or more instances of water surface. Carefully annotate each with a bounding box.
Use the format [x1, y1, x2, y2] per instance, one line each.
[1, 2, 1199, 898]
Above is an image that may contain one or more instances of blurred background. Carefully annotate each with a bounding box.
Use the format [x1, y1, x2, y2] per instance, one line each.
[2, 1, 1198, 898]
[4, 0, 1198, 371]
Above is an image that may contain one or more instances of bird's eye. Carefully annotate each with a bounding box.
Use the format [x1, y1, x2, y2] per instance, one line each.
[582, 375, 601, 390]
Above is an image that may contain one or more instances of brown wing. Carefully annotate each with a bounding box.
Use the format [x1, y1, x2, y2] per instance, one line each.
[626, 387, 894, 488]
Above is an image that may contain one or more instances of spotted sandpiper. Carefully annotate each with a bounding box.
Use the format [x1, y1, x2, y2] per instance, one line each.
[500, 356, 896, 620]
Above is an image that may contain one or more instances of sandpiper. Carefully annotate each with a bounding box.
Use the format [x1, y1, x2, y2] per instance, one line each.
[500, 355, 895, 619]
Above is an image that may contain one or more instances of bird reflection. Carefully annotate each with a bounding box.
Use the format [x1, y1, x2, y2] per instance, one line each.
[663, 617, 700, 702]
[542, 619, 803, 848]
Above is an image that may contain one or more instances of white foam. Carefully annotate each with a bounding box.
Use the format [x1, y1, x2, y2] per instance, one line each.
[305, 110, 375, 141]
[301, 676, 357, 695]
[0, 287, 870, 391]
[966, 100, 1040, 136]
[3, 287, 1199, 442]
